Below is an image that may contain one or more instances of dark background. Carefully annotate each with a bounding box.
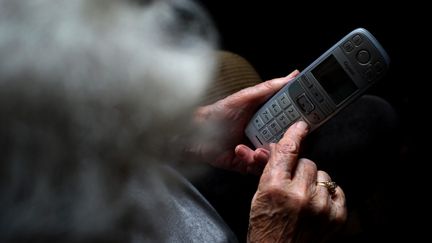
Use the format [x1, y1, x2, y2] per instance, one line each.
[193, 1, 429, 242]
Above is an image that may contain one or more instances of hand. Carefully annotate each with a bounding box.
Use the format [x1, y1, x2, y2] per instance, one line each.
[248, 121, 347, 243]
[187, 70, 300, 174]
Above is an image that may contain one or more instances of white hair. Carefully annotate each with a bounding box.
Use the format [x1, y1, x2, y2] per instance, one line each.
[0, 0, 217, 241]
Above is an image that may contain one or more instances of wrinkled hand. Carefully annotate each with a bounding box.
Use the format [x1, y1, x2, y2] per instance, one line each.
[188, 70, 299, 174]
[248, 121, 347, 243]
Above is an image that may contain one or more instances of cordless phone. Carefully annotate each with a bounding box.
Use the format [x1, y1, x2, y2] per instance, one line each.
[245, 28, 389, 148]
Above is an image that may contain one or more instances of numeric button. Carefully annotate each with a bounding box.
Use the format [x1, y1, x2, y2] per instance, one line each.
[260, 108, 273, 124]
[286, 105, 300, 121]
[253, 116, 265, 130]
[269, 101, 282, 116]
[268, 120, 282, 134]
[276, 113, 291, 128]
[260, 127, 273, 141]
[277, 93, 291, 109]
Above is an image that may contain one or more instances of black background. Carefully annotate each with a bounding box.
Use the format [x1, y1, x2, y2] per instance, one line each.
[194, 1, 429, 242]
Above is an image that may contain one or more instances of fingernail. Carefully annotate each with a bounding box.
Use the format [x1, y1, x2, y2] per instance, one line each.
[296, 120, 309, 131]
[235, 146, 247, 159]
[256, 149, 270, 160]
[286, 69, 299, 78]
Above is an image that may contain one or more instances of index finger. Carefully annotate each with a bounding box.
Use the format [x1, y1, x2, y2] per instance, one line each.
[265, 121, 309, 179]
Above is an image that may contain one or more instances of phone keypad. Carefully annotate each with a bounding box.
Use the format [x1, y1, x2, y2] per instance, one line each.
[254, 91, 301, 142]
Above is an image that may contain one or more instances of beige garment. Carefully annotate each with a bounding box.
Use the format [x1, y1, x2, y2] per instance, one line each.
[200, 51, 262, 105]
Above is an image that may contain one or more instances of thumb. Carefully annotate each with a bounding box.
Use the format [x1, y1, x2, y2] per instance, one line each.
[225, 70, 300, 109]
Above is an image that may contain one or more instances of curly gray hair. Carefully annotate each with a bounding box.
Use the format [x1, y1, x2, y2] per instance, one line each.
[0, 0, 217, 241]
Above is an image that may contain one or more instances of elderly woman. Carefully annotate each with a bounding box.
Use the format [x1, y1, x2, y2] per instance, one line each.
[0, 0, 347, 242]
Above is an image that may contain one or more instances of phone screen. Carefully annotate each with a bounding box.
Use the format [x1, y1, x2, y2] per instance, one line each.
[312, 55, 358, 105]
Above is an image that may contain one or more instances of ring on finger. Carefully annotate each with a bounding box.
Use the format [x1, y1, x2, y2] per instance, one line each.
[316, 181, 337, 195]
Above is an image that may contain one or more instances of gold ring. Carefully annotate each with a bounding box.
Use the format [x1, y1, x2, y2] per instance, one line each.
[316, 181, 337, 195]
